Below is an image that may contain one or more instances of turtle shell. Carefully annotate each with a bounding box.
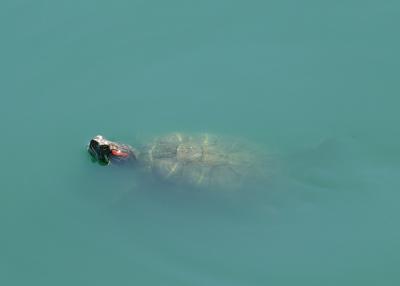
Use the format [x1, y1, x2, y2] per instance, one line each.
[139, 133, 260, 189]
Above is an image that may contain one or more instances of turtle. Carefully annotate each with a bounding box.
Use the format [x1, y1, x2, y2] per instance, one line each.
[88, 133, 265, 189]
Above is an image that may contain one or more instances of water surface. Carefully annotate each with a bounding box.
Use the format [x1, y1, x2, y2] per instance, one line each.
[1, 0, 399, 285]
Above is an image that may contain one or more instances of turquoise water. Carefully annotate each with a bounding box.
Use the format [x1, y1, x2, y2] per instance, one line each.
[1, 1, 400, 285]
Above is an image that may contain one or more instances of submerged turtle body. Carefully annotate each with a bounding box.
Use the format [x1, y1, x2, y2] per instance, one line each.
[88, 133, 265, 189]
[138, 133, 260, 189]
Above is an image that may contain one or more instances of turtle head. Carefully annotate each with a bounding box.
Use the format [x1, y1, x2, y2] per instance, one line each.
[88, 135, 136, 165]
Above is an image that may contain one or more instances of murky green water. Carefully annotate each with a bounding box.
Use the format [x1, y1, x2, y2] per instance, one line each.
[1, 1, 399, 285]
